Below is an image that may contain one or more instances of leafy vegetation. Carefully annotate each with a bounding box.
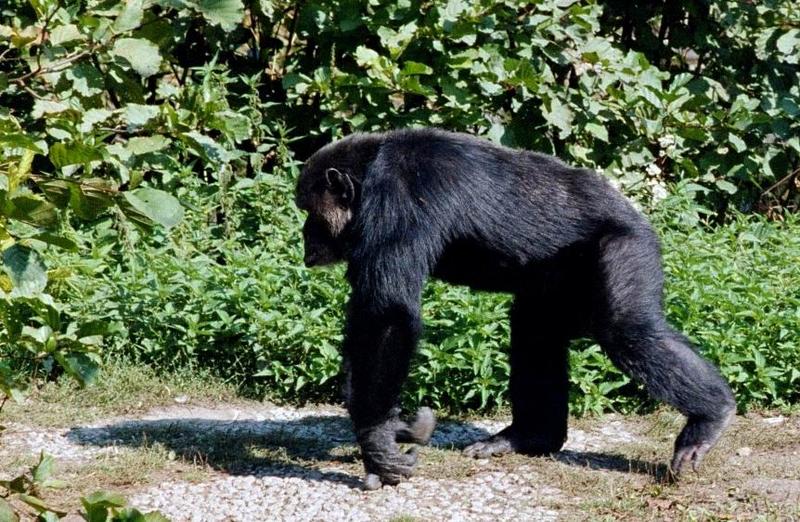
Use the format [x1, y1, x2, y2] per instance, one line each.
[0, 0, 798, 415]
[0, 452, 167, 521]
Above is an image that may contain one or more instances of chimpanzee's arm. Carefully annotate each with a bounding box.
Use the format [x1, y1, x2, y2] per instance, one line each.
[343, 241, 431, 488]
[344, 297, 422, 427]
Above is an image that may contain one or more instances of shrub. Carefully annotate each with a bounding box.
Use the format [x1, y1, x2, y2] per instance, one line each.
[1, 0, 798, 412]
[55, 167, 800, 414]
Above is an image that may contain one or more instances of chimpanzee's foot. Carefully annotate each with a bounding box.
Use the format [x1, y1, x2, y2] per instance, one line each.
[463, 425, 566, 458]
[358, 412, 423, 490]
[396, 407, 436, 445]
[361, 445, 418, 490]
[670, 408, 735, 475]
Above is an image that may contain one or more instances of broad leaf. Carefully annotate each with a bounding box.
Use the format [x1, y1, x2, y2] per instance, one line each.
[585, 122, 608, 142]
[715, 179, 738, 194]
[728, 133, 747, 153]
[114, 0, 144, 32]
[39, 512, 61, 522]
[183, 131, 230, 164]
[2, 244, 47, 296]
[31, 453, 56, 483]
[194, 0, 244, 31]
[776, 29, 799, 55]
[112, 38, 162, 77]
[127, 135, 170, 155]
[17, 494, 65, 516]
[542, 99, 574, 139]
[69, 179, 117, 220]
[79, 108, 113, 133]
[401, 61, 432, 75]
[7, 195, 59, 227]
[55, 352, 100, 386]
[121, 188, 184, 229]
[82, 491, 127, 508]
[0, 497, 19, 522]
[30, 232, 79, 251]
[49, 142, 102, 168]
[124, 104, 160, 128]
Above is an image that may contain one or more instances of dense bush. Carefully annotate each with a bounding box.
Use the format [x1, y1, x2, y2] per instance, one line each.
[54, 170, 800, 414]
[1, 0, 798, 411]
[281, 0, 800, 217]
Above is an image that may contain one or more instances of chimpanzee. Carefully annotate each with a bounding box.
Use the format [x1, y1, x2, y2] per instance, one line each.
[294, 128, 735, 490]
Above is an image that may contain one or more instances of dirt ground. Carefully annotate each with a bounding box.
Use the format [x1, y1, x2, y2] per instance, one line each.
[1, 390, 799, 521]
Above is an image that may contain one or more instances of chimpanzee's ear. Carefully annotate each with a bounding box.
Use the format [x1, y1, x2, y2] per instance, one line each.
[325, 167, 355, 205]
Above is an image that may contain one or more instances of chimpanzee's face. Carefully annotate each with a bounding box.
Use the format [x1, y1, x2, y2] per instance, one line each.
[295, 160, 356, 268]
[301, 215, 344, 267]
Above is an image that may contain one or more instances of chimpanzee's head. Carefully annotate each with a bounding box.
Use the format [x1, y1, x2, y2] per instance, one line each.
[295, 134, 385, 267]
[295, 154, 357, 267]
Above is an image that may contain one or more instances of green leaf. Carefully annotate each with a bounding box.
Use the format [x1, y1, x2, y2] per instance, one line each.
[127, 135, 170, 155]
[69, 179, 116, 220]
[0, 498, 19, 522]
[114, 508, 148, 521]
[121, 188, 184, 229]
[124, 104, 159, 128]
[142, 512, 171, 522]
[79, 108, 114, 133]
[37, 179, 72, 208]
[183, 131, 230, 164]
[585, 122, 608, 142]
[676, 126, 708, 142]
[715, 179, 738, 194]
[30, 232, 79, 251]
[112, 38, 162, 77]
[776, 29, 800, 55]
[210, 111, 251, 143]
[82, 503, 111, 522]
[438, 0, 469, 24]
[18, 494, 64, 515]
[31, 453, 56, 483]
[66, 63, 104, 97]
[82, 491, 127, 509]
[38, 512, 61, 522]
[401, 61, 432, 76]
[49, 24, 84, 45]
[55, 352, 100, 386]
[8, 195, 59, 227]
[354, 46, 380, 66]
[32, 100, 69, 119]
[50, 142, 102, 168]
[194, 0, 244, 31]
[115, 0, 144, 32]
[728, 133, 747, 153]
[2, 244, 47, 296]
[0, 133, 44, 154]
[542, 99, 574, 139]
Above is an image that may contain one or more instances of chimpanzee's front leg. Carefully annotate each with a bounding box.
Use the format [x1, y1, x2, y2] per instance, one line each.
[341, 356, 435, 447]
[344, 295, 425, 489]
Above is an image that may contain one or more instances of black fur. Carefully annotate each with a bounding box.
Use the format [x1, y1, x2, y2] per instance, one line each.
[295, 128, 735, 488]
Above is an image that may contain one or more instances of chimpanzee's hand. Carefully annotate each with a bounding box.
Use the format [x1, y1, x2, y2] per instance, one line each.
[356, 413, 423, 490]
[395, 407, 436, 445]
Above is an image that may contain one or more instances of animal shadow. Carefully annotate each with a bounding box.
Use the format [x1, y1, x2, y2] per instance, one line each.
[67, 414, 667, 486]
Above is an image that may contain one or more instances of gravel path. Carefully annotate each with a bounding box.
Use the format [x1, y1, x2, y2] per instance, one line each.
[4, 403, 798, 521]
[131, 468, 562, 521]
[2, 403, 643, 521]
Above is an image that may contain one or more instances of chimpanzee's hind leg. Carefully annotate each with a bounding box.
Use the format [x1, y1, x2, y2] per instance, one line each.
[464, 296, 571, 457]
[593, 230, 735, 474]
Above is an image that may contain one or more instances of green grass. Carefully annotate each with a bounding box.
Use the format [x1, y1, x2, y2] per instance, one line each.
[1, 359, 239, 428]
